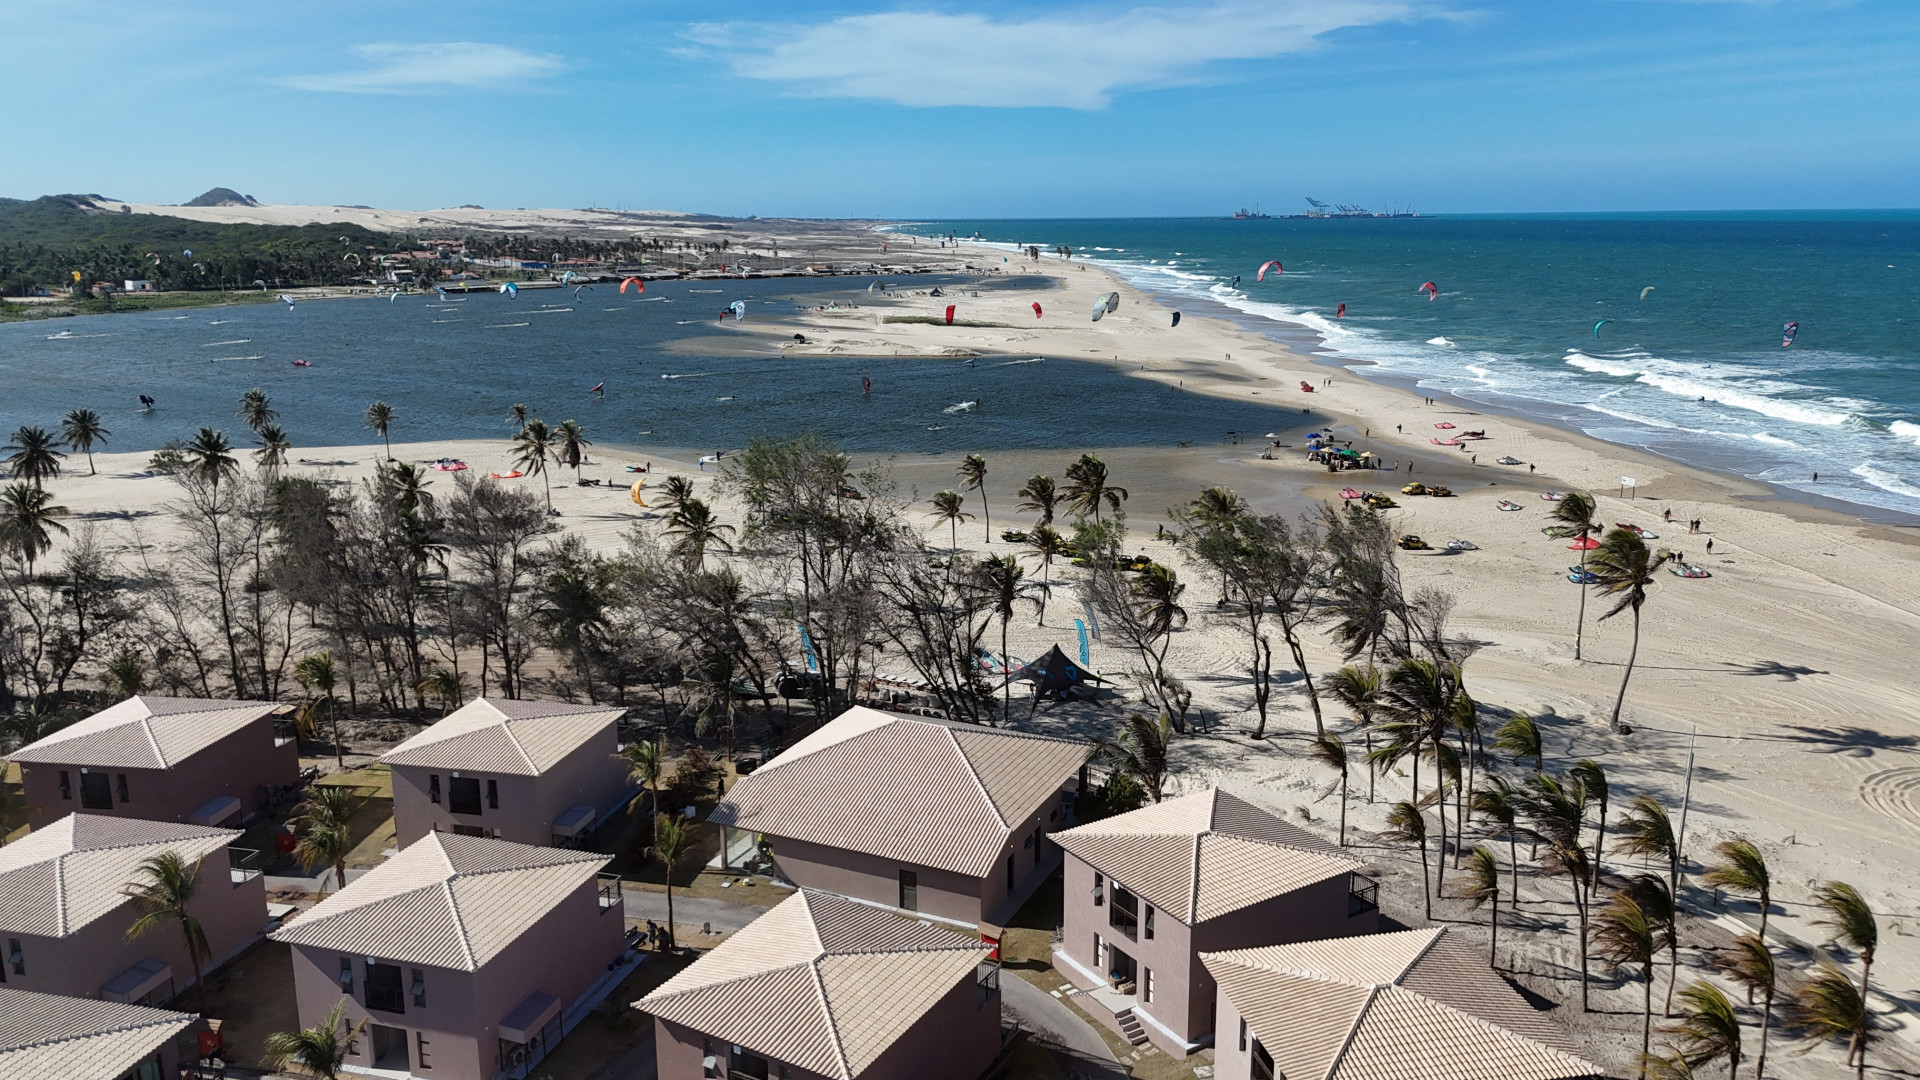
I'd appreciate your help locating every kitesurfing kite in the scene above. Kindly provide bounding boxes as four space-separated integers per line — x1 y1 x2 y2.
1418 281 1438 302
499 282 518 297
729 300 746 321
1594 319 1611 337
589 381 605 398
1782 321 1799 348
1640 287 1655 301
279 294 296 309
944 305 956 325
620 277 644 294
434 285 449 299
1032 302 1043 319
1091 293 1117 322
1257 260 1283 282
574 285 592 301
862 376 872 394
1336 303 1346 319
1170 311 1181 328
389 291 402 303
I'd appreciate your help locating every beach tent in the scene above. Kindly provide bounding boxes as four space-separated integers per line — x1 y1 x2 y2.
1005 644 1107 711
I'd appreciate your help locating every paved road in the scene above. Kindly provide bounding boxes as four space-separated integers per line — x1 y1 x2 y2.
622 890 769 935
1001 975 1121 1067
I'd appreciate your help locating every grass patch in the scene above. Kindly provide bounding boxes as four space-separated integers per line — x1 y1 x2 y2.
882 315 1012 328
0 290 279 322
193 940 301 1070
521 950 698 1080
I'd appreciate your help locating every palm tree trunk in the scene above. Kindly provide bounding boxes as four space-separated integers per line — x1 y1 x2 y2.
1337 771 1347 846
1435 782 1448 897
1665 934 1680 1017
982 489 990 543
1610 606 1642 732
665 880 675 953
335 858 347 893
1756 989 1773 1079
1574 542 1591 660
1850 958 1871 1076
1509 833 1520 910
87 452 96 475
542 470 552 511
1418 836 1431 920
1640 967 1653 1078
1576 880 1591 1012
1590 796 1607 887
1001 618 1012 724
329 701 344 768
1365 728 1375 803
1489 891 1499 966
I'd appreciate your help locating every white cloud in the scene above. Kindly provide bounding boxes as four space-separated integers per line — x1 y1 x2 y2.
686 2 1421 109
279 42 568 93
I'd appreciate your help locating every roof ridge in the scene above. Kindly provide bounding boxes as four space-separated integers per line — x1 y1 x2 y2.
136 711 169 768
943 727 1008 831
1200 828 1361 864
1374 983 1598 1070
642 961 820 1007
1322 982 1381 1080
441 879 480 970
494 709 540 774
52 851 71 936
9 1011 193 1051
807 954 855 1080
1187 832 1203 923
1388 927 1448 986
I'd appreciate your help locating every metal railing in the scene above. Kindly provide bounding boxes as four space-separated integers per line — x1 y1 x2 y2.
597 874 623 911
229 847 263 886
1348 873 1380 916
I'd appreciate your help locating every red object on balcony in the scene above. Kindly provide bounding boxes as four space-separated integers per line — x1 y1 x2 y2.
197 1028 223 1058
275 832 298 854
981 934 1000 961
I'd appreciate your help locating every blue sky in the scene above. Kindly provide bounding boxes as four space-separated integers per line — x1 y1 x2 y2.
4 1 1916 216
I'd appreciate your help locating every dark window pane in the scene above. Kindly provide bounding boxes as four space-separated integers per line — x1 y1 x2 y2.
898 869 918 911
365 961 406 1015
79 772 112 810
449 777 482 816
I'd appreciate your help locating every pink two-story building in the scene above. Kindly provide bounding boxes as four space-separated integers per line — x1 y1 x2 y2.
0 986 202 1079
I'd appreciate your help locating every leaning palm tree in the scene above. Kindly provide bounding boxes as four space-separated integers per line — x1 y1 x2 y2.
653 475 695 517
1101 714 1172 802
1326 664 1383 802
124 852 211 1009
1383 801 1431 920
557 419 592 481
1593 890 1661 1073
975 555 1040 722
1787 957 1867 1078
288 784 357 892
265 999 364 1080
238 388 278 434
622 736 666 844
1492 712 1544 773
1471 777 1525 906
507 403 528 432
1464 844 1501 965
512 418 556 510
1016 474 1059 527
0 482 70 574
254 423 292 479
930 489 972 551
655 813 692 949
59 409 109 475
957 453 991 543
4 425 65 488
1309 732 1350 845
293 651 343 767
1589 528 1674 731
1617 793 1683 1012
1716 934 1777 1079
1640 1050 1701 1080
1550 492 1599 659
1570 758 1610 883
1704 838 1771 941
1063 453 1127 521
1811 880 1876 1074
365 400 395 460
415 668 466 716
182 427 239 489
1022 525 1071 624
665 498 735 568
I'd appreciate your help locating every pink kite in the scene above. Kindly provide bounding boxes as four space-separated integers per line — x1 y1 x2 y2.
1257 260 1283 282
944 305 956 325
620 277 644 294
1435 422 1456 429
1418 281 1438 301
1032 302 1042 319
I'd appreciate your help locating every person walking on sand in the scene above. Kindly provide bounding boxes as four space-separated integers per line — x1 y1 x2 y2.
1529 463 1535 475
1707 538 1714 554
1664 507 1672 523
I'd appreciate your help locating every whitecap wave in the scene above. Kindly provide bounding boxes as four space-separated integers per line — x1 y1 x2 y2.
1890 421 1920 447
1853 463 1920 501
1427 337 1453 347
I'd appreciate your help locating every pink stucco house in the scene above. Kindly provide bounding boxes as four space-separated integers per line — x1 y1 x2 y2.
709 706 1092 935
0 986 201 1080
639 889 1001 1080
271 832 631 1080
9 695 298 831
1049 787 1376 1057
1203 927 1601 1080
381 698 635 848
0 814 268 1004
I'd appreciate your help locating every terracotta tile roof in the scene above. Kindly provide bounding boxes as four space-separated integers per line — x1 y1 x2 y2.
0 987 196 1078
1202 928 1601 1080
380 698 623 776
8 695 287 768
1050 788 1358 923
271 833 608 970
639 890 991 1079
710 707 1091 878
0 814 240 937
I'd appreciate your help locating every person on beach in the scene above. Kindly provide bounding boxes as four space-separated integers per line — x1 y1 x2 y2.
1397 424 1403 433
1664 508 1672 522
1529 463 1535 474
1707 538 1715 554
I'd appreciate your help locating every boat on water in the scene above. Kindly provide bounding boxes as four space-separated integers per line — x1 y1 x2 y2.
1231 207 1272 220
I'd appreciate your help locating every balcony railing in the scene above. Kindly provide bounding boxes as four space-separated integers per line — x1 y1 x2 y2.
598 873 624 912
1348 873 1380 917
230 847 263 886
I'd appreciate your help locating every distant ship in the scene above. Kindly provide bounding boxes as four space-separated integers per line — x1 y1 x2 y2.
1231 207 1272 220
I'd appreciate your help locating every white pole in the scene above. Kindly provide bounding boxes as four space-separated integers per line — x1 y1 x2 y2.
1674 726 1697 897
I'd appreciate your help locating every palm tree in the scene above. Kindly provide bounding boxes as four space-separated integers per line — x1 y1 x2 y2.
1717 934 1777 1079
1464 844 1501 965
655 813 692 950
1667 981 1742 1080
957 453 990 542
265 999 364 1079
1492 712 1544 773
1594 890 1661 1073
1326 664 1383 802
1022 525 1071 624
1618 793 1683 1012
1384 801 1431 919
182 427 239 489
1641 1051 1701 1080
975 555 1039 722
1063 453 1127 520
1016 474 1059 527
101 648 147 697
1704 838 1771 941
1788 958 1867 1078
1471 777 1525 906
124 852 211 1009
365 401 395 460
930 490 972 550
1571 758 1609 883
4 425 65 488
1811 880 1876 1074
1101 713 1172 802
293 651 343 767
382 460 435 518
288 785 357 892
60 409 109 475
255 423 292 478
665 498 735 568
415 668 466 716
512 418 555 510
1309 732 1350 845
1551 492 1599 659
622 736 665 845
508 403 528 431
238 388 278 433
1589 528 1675 731
654 475 694 517
0 482 70 574
557 419 592 480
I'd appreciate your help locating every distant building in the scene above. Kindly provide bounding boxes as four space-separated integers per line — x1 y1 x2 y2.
639 889 1000 1080
122 280 154 292
0 814 268 1003
380 698 634 848
709 706 1092 934
1203 927 1602 1080
272 833 629 1080
1049 788 1375 1057
0 987 200 1079
385 268 416 284
9 695 299 832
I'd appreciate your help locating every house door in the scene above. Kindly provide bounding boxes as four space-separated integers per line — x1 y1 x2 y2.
79 772 113 810
370 1025 410 1071
1106 945 1138 993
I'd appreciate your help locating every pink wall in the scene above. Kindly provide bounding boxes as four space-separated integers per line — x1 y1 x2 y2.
389 722 632 848
19 717 299 831
1211 988 1253 1080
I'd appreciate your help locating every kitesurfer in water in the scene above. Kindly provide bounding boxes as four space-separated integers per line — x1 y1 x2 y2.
862 376 872 394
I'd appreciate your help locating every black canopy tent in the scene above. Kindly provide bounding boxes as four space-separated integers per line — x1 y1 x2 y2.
1005 644 1107 712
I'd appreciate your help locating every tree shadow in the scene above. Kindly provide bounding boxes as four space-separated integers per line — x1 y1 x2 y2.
1725 660 1830 682
1763 724 1920 755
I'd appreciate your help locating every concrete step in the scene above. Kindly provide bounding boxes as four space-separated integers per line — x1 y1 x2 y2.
1115 1009 1149 1046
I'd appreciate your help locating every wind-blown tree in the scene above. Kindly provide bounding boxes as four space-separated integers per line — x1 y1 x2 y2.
975 555 1041 722
416 668 465 716
1493 712 1545 774
1185 510 1326 738
512 418 556 510
1326 664 1383 801
1086 554 1192 732
254 423 291 479
622 736 665 846
1628 873 1681 1020
1063 453 1127 520
1594 890 1663 1073
60 409 109 475
1383 801 1431 920
365 400 395 460
5 425 65 488
1375 658 1467 810
1589 528 1674 731
1021 525 1071 625
1471 777 1525 907
1016 474 1059 527
102 648 147 697
441 477 558 698
1526 772 1595 1010
1617 794 1683 1013
1666 981 1742 1080
0 482 70 575
293 651 343 767
665 498 735 569
1704 839 1772 942
1102 713 1172 802
265 1000 364 1080
1309 731 1349 845
1551 492 1599 659
655 813 691 949
182 427 239 489
1464 845 1501 965
1787 958 1868 1079
871 548 996 725
1571 759 1610 883
653 475 694 518
1320 501 1413 661
123 852 212 1010
508 403 528 431
289 784 357 892
1716 934 1777 1079
239 388 278 433
930 490 972 551
1811 880 1877 1075
957 453 991 542
557 419 591 481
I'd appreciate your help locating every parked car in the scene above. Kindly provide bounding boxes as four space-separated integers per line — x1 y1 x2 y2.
1401 482 1428 496
1397 534 1431 550
1427 485 1453 497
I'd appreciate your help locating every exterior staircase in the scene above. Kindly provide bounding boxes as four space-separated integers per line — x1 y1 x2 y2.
1114 1008 1149 1046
